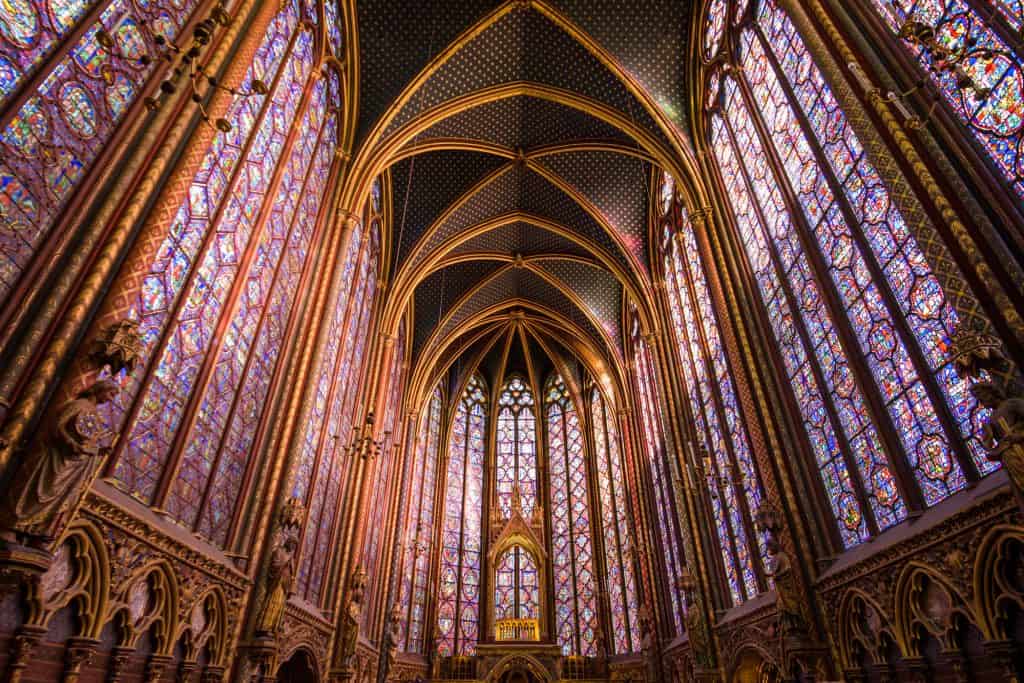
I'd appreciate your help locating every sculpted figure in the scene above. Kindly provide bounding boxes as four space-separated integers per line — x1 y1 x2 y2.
340 566 368 667
254 535 297 636
973 381 1024 489
0 379 118 545
756 502 807 637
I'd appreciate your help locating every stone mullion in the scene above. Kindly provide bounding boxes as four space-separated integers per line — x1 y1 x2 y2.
692 146 842 648
0 0 271 479
422 398 451 656
790 0 1024 366
828 0 1024 265
397 410 423 651
222 134 349 553
294 229 369 605
646 308 726 620
99 20 307 492
615 403 663 634
0 0 223 366
638 334 698 639
720 85 905 528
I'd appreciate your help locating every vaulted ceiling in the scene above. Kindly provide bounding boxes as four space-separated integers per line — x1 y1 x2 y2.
346 0 697 406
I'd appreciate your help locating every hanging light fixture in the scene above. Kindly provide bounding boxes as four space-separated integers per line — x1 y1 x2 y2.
95 2 268 132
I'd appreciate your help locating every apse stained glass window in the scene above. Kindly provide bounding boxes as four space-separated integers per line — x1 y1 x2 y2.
0 0 206 301
868 0 1024 199
493 545 540 621
659 176 765 604
591 388 641 654
546 374 599 657
633 323 687 636
398 386 443 653
496 376 538 518
437 375 486 656
705 0 991 547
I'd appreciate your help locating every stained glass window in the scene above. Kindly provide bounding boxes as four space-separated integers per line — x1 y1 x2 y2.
633 320 687 636
104 1 304 499
437 375 486 657
363 322 406 631
868 0 1024 199
493 545 540 621
398 386 443 653
546 374 599 657
496 376 538 518
591 389 640 653
704 0 992 547
294 218 379 605
0 0 205 301
704 0 728 57
659 175 766 604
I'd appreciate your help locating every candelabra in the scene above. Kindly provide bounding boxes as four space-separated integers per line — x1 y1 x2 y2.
95 1 269 132
345 414 386 460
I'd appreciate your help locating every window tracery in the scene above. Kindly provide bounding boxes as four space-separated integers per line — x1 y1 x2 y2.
659 177 766 604
867 0 1024 199
494 545 540 622
632 317 687 635
546 374 598 656
704 0 994 548
0 0 207 300
398 385 443 653
590 387 641 654
496 376 538 519
437 375 486 656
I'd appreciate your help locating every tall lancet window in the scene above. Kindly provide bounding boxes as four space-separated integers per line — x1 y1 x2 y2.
706 0 992 548
437 375 487 656
364 321 407 631
291 215 379 605
867 0 1024 198
591 388 641 653
83 0 345 554
546 374 598 656
0 0 205 300
632 316 687 636
659 173 766 605
398 385 443 653
496 376 538 518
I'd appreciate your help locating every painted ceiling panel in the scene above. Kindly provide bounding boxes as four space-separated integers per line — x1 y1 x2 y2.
413 259 506 352
535 150 653 274
412 96 634 151
355 1 503 145
552 0 691 131
531 257 623 353
381 6 671 151
447 221 591 260
389 150 508 272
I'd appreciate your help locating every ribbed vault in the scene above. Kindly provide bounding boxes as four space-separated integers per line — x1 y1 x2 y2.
344 0 700 419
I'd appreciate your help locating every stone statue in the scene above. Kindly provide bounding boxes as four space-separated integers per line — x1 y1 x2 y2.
254 535 297 636
383 604 401 677
973 380 1024 490
340 565 368 667
755 502 807 637
430 623 443 679
638 607 659 683
253 497 303 637
677 567 713 669
0 379 119 546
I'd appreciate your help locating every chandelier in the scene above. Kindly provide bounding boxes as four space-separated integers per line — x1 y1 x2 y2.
95 1 269 132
